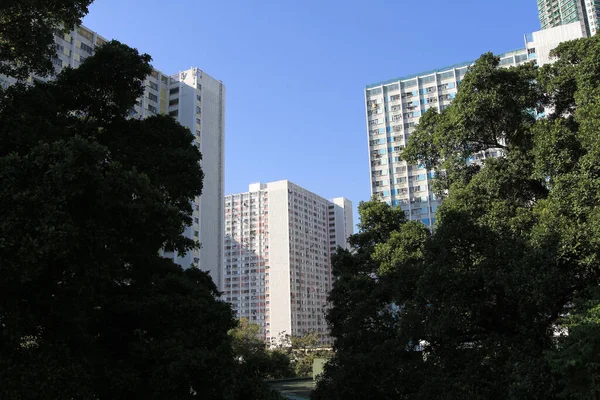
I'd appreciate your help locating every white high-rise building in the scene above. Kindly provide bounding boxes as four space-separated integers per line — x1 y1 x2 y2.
163 67 225 286
365 23 585 228
524 22 587 65
537 0 600 36
223 181 352 344
0 26 225 283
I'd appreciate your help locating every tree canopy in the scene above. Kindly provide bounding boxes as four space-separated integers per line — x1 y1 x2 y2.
229 318 295 382
314 35 600 400
0 11 287 397
0 37 236 399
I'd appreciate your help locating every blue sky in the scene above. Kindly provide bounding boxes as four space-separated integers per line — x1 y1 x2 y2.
83 0 540 228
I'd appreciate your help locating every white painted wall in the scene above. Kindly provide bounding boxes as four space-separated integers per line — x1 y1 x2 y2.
161 68 226 288
265 181 292 342
331 198 353 250
196 70 225 287
528 22 586 66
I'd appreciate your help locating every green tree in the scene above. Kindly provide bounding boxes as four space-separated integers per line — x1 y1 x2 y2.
228 319 292 400
315 35 600 400
312 200 428 400
277 331 333 377
0 39 252 399
548 288 600 399
0 0 93 79
230 318 295 380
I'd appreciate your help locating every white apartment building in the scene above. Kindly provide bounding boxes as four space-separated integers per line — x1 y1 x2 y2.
365 23 585 228
537 0 600 36
525 21 587 65
0 26 225 284
223 181 353 344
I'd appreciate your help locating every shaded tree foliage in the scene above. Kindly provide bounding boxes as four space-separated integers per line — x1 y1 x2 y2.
275 331 334 377
314 35 600 400
0 37 269 399
230 318 295 381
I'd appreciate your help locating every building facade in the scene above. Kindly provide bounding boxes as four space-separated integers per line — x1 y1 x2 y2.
365 24 585 228
0 26 225 284
223 181 352 344
582 0 600 35
537 0 600 36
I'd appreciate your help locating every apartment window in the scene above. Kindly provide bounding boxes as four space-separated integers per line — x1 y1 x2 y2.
148 93 158 102
169 98 179 106
169 87 179 95
384 83 399 92
515 54 528 63
147 104 157 114
149 81 158 91
418 75 435 85
80 43 94 54
401 79 417 89
169 110 179 117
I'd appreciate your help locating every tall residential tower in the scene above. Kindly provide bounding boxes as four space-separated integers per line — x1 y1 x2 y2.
223 181 353 344
365 23 585 228
0 26 226 284
537 0 600 36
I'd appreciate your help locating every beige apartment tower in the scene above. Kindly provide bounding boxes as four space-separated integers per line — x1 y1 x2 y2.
223 181 353 345
0 26 226 284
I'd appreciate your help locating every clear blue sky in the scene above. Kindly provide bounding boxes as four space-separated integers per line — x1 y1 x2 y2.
83 0 540 228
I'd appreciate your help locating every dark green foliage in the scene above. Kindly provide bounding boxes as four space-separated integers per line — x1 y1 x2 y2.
0 0 93 79
0 39 261 399
274 331 334 377
228 319 294 399
315 35 600 400
230 318 295 380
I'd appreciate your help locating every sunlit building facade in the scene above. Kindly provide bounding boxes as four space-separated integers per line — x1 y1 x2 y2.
365 23 585 228
537 0 600 36
223 181 352 344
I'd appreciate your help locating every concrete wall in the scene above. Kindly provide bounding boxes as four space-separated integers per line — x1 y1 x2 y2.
528 22 586 66
331 198 353 250
195 70 225 287
266 181 292 342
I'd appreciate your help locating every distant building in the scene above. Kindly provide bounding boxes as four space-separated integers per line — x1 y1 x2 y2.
537 0 600 36
365 23 585 228
223 181 353 344
0 26 225 284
